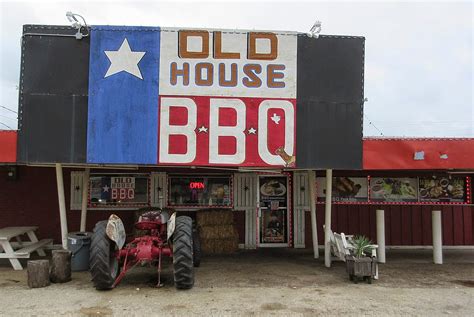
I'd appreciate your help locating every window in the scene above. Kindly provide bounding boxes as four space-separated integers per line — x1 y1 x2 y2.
168 175 232 207
89 174 149 207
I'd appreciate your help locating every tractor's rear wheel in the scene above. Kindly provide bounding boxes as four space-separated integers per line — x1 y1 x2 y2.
173 216 194 289
193 228 202 267
90 221 119 290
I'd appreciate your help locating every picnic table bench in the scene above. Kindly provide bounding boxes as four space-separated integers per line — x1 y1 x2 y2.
0 226 52 270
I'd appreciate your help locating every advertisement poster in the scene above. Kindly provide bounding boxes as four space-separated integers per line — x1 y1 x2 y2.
261 209 286 243
370 178 418 202
259 176 287 243
419 177 465 203
316 177 368 202
259 177 288 208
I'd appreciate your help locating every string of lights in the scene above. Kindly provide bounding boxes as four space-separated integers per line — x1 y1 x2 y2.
364 114 384 136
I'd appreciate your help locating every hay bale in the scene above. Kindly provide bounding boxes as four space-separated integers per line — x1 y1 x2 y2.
201 238 215 254
200 225 236 239
196 209 234 226
213 238 239 254
201 238 239 254
196 209 238 254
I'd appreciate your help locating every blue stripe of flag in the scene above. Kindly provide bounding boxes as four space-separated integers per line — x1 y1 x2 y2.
87 26 160 164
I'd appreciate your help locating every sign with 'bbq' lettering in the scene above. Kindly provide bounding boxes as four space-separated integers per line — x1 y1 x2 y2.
18 24 364 169
87 26 297 166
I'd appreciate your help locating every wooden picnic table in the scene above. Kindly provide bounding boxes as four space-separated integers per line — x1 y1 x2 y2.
0 226 52 270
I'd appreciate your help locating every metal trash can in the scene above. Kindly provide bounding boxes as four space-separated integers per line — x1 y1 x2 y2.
67 232 92 271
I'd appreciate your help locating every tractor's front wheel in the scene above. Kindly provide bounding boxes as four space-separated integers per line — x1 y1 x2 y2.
173 216 194 289
90 220 119 290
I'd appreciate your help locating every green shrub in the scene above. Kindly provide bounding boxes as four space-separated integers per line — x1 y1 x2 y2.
351 235 374 258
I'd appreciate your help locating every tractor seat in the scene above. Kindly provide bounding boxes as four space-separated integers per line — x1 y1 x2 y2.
135 210 163 230
140 211 162 222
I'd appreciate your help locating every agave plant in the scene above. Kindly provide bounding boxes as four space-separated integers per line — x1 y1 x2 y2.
351 235 374 258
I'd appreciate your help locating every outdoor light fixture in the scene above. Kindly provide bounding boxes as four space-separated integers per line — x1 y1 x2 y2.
414 151 425 160
6 166 18 181
308 20 322 38
66 11 80 28
65 11 89 40
440 154 448 160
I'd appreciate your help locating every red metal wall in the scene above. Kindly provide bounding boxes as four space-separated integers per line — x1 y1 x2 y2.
0 130 17 163
0 166 472 246
305 204 474 247
363 138 474 170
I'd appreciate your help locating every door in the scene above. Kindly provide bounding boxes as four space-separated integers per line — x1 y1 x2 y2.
258 175 289 247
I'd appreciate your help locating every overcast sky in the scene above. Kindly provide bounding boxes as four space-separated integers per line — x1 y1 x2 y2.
0 0 472 137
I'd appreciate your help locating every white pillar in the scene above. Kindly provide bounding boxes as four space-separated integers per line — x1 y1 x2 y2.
55 163 68 249
80 168 90 232
308 170 319 258
432 210 443 264
376 209 386 263
324 169 333 268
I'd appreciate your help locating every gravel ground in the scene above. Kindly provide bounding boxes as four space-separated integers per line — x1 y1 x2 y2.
0 249 472 316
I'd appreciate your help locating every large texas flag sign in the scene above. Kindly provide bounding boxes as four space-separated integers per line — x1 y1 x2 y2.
87 26 296 166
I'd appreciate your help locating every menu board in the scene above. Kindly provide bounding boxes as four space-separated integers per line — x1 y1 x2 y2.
419 177 466 203
370 178 418 202
317 177 368 202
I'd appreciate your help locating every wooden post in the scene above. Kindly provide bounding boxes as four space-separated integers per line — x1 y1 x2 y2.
308 170 319 258
376 209 386 263
80 168 90 232
55 163 68 249
27 260 50 288
432 210 443 264
50 250 72 283
324 169 333 268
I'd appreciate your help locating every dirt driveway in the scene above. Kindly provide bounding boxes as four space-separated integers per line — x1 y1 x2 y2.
0 249 473 316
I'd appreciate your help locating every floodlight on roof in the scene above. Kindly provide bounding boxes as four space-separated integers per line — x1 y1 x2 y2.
65 11 89 40
308 20 322 38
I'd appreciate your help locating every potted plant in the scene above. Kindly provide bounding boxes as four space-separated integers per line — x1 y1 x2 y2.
345 235 377 284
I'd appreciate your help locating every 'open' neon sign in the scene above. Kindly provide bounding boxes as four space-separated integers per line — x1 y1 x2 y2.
189 182 205 189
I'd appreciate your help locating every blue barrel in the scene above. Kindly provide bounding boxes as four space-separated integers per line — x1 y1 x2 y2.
67 232 92 271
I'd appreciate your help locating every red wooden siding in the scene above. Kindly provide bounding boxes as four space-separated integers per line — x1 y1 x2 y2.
305 204 474 247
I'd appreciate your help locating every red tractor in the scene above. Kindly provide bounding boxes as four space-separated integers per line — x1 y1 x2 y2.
89 209 201 290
